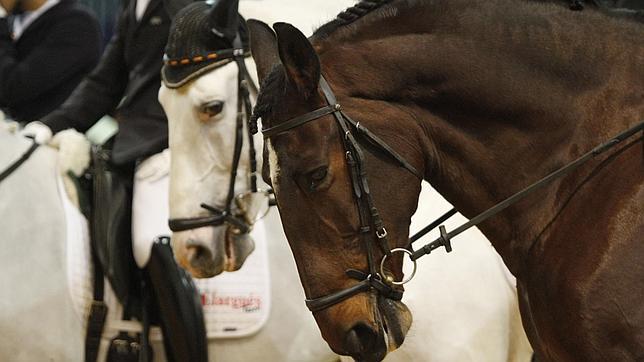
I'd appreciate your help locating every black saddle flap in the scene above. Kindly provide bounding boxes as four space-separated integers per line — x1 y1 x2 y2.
146 239 208 362
91 145 139 305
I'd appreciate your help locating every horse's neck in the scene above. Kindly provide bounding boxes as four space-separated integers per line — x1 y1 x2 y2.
317 0 644 274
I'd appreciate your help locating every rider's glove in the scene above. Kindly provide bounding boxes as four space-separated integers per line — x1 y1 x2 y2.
20 121 53 144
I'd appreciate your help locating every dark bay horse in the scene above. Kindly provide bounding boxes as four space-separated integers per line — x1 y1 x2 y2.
247 0 644 360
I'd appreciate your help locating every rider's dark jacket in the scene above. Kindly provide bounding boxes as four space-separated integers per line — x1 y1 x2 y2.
0 0 101 123
43 0 171 165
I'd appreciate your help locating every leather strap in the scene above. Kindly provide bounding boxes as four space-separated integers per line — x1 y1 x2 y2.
305 269 402 312
262 105 336 138
169 214 227 232
305 279 371 312
411 120 644 260
85 218 108 362
0 141 38 183
343 113 423 179
409 208 457 244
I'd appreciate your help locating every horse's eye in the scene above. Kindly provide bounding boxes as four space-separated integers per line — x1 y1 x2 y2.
310 167 328 181
199 100 225 120
308 166 329 191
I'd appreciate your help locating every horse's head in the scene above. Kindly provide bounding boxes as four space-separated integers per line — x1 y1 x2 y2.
159 0 268 278
249 20 424 360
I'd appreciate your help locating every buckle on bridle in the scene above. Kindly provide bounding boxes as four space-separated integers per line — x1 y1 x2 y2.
379 248 417 286
376 227 388 239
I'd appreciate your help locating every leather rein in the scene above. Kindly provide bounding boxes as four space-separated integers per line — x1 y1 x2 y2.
0 139 38 183
259 74 644 313
168 35 263 235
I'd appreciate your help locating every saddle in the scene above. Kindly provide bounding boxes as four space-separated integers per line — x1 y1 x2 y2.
81 144 207 362
90 145 139 308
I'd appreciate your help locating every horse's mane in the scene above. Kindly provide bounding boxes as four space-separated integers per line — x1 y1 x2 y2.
253 0 643 128
254 0 399 125
313 0 394 40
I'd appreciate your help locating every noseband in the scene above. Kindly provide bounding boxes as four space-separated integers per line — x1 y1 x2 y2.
168 35 263 235
260 76 423 312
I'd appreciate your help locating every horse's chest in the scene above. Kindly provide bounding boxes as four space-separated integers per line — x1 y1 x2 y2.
523 223 644 360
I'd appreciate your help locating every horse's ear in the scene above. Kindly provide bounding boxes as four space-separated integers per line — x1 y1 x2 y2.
273 22 320 99
162 0 194 19
208 0 239 42
248 19 280 83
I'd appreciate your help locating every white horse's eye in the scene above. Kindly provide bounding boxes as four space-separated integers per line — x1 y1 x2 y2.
198 100 225 122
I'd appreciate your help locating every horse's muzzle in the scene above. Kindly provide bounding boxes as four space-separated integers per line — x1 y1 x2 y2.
344 322 388 362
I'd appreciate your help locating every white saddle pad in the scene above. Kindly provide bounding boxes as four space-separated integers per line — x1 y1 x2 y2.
64 149 272 342
192 221 271 338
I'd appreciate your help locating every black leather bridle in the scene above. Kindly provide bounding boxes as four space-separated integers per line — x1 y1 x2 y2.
260 76 423 312
257 74 644 313
168 36 265 235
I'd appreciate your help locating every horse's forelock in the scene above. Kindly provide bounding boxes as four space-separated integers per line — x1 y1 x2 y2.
253 65 287 128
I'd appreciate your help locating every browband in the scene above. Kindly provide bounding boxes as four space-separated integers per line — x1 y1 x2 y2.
262 105 337 138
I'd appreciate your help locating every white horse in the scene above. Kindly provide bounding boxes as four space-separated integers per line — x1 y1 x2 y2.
158 0 533 360
0 125 166 361
0 125 145 361
0 126 88 361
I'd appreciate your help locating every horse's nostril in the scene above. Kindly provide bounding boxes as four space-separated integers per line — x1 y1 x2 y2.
186 244 213 269
344 323 379 357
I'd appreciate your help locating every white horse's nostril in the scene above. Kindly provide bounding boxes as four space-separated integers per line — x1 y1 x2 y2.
185 242 222 277
186 244 212 265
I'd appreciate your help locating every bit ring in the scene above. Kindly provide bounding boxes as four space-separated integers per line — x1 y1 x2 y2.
379 248 417 286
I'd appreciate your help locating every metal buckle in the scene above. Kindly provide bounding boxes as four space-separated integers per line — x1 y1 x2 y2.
376 227 388 239
366 273 381 282
379 248 417 286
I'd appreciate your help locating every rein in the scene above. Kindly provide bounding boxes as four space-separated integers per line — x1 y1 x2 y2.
259 73 644 313
168 34 263 235
0 139 38 183
407 120 644 261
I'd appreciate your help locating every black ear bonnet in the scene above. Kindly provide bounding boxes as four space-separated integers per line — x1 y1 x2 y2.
162 1 249 88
